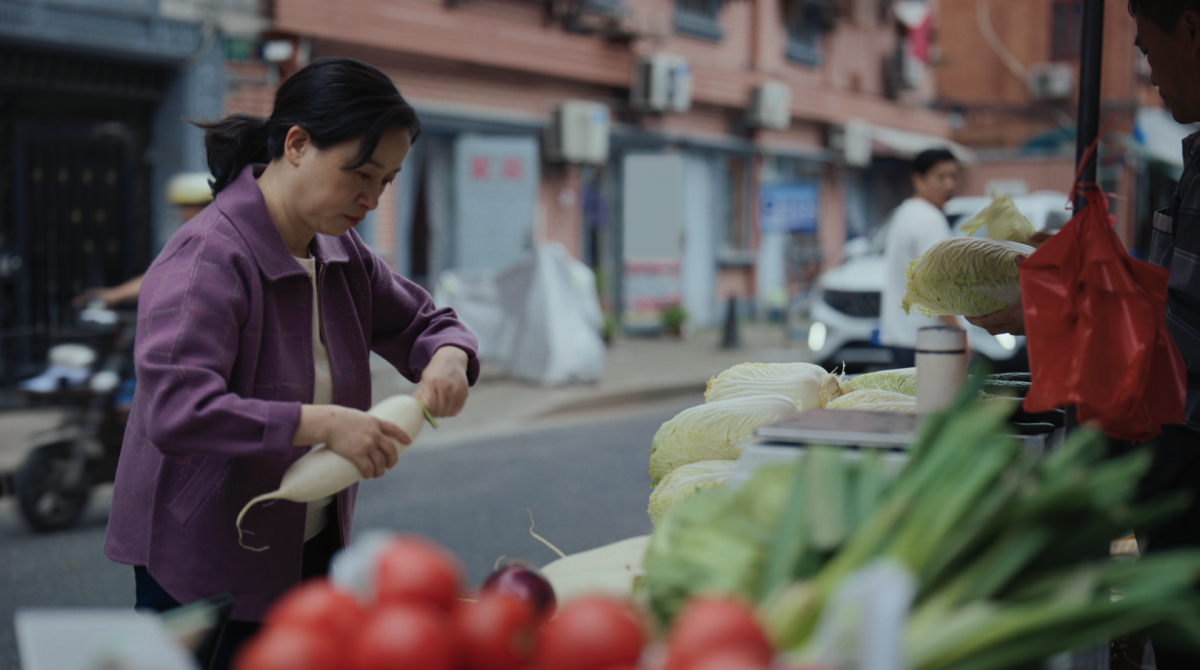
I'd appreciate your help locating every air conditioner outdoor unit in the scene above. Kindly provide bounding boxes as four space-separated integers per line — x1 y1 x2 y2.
828 120 872 167
747 81 792 130
1027 63 1074 101
631 54 691 113
544 100 611 164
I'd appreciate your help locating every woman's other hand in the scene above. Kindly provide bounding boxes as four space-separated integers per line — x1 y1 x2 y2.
295 405 410 479
413 346 470 418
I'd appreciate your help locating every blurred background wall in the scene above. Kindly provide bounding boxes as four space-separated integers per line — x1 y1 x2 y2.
0 0 1189 379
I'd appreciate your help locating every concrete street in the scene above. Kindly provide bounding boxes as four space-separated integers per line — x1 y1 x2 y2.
0 323 813 669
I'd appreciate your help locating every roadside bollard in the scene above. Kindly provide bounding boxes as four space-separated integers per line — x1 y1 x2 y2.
720 296 740 350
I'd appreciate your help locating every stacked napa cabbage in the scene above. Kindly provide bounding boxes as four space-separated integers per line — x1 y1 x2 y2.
649 394 798 486
901 237 1034 317
648 460 738 524
705 362 845 408
648 362 846 522
826 389 917 414
844 367 917 396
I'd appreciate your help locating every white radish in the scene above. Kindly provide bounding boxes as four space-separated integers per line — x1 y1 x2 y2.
236 394 435 551
539 535 651 603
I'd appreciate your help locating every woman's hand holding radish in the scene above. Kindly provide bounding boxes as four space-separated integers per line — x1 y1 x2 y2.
413 346 470 418
294 405 411 479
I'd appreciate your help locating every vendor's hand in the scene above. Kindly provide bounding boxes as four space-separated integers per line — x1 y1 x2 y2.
413 346 470 418
967 296 1026 336
296 405 411 479
966 254 1028 336
1027 230 1053 248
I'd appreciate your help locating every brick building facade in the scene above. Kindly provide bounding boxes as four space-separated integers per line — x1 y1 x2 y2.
935 0 1186 250
219 0 957 329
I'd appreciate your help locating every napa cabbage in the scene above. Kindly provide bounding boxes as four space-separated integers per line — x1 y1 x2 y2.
649 395 799 486
902 237 1035 317
705 362 844 409
847 367 917 396
958 193 1038 243
638 463 798 625
648 460 739 525
826 389 917 414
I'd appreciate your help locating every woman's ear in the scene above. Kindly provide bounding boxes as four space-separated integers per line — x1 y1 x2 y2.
283 125 311 168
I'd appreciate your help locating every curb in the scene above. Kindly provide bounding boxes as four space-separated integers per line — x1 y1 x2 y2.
536 381 707 418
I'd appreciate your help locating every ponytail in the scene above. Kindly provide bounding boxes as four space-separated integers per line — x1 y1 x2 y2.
195 114 271 194
192 58 420 196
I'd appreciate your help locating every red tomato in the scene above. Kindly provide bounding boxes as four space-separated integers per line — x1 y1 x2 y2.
263 578 364 642
350 602 456 670
453 592 537 670
233 627 339 670
687 649 770 670
375 535 464 612
667 597 772 668
533 596 646 670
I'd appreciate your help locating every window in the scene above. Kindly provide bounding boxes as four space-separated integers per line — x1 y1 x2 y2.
1051 1 1083 60
785 1 824 66
675 0 723 41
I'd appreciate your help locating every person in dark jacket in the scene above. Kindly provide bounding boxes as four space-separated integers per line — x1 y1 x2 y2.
969 2 1200 666
103 57 479 669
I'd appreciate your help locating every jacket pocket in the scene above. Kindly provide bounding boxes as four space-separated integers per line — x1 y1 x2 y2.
166 456 229 527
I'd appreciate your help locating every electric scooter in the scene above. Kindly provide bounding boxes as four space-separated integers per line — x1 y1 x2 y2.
7 302 135 532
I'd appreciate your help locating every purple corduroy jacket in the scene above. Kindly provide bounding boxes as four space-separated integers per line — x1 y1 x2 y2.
103 164 479 621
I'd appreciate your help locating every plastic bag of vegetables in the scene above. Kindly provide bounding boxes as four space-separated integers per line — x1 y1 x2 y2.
958 193 1037 243
649 460 739 525
901 237 1035 317
704 362 844 409
649 395 799 486
843 368 916 397
826 389 917 414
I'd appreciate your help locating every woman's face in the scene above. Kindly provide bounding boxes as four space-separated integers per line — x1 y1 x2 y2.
288 125 412 240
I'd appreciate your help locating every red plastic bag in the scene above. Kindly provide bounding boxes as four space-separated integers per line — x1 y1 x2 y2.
1019 188 1186 441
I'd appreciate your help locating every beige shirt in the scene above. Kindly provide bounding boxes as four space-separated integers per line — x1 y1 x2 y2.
295 255 335 541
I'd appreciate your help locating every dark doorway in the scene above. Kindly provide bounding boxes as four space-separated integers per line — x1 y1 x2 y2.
0 45 166 382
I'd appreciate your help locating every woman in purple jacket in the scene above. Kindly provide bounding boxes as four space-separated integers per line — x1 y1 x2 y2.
103 57 479 668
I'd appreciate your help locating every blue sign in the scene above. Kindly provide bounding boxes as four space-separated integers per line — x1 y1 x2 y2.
759 181 819 234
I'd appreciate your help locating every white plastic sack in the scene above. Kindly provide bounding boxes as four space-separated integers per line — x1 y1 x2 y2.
432 270 505 361
492 243 606 386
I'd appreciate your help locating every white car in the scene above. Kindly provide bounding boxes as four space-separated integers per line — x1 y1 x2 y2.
799 191 1072 372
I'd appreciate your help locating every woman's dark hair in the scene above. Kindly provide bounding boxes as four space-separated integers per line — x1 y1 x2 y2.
912 148 958 176
1129 0 1200 33
197 57 421 193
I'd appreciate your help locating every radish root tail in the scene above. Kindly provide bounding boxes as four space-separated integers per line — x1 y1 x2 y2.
527 509 566 559
236 493 279 552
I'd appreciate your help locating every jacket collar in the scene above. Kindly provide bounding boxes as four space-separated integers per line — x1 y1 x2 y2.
215 164 351 282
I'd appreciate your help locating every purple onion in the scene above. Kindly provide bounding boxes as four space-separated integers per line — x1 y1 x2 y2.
482 559 557 620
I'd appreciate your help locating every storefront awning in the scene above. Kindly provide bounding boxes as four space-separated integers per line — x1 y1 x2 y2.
842 119 977 166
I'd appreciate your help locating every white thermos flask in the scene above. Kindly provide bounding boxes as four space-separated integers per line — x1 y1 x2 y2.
916 326 969 414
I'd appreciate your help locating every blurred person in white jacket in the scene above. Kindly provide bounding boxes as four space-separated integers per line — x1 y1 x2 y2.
879 148 963 367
